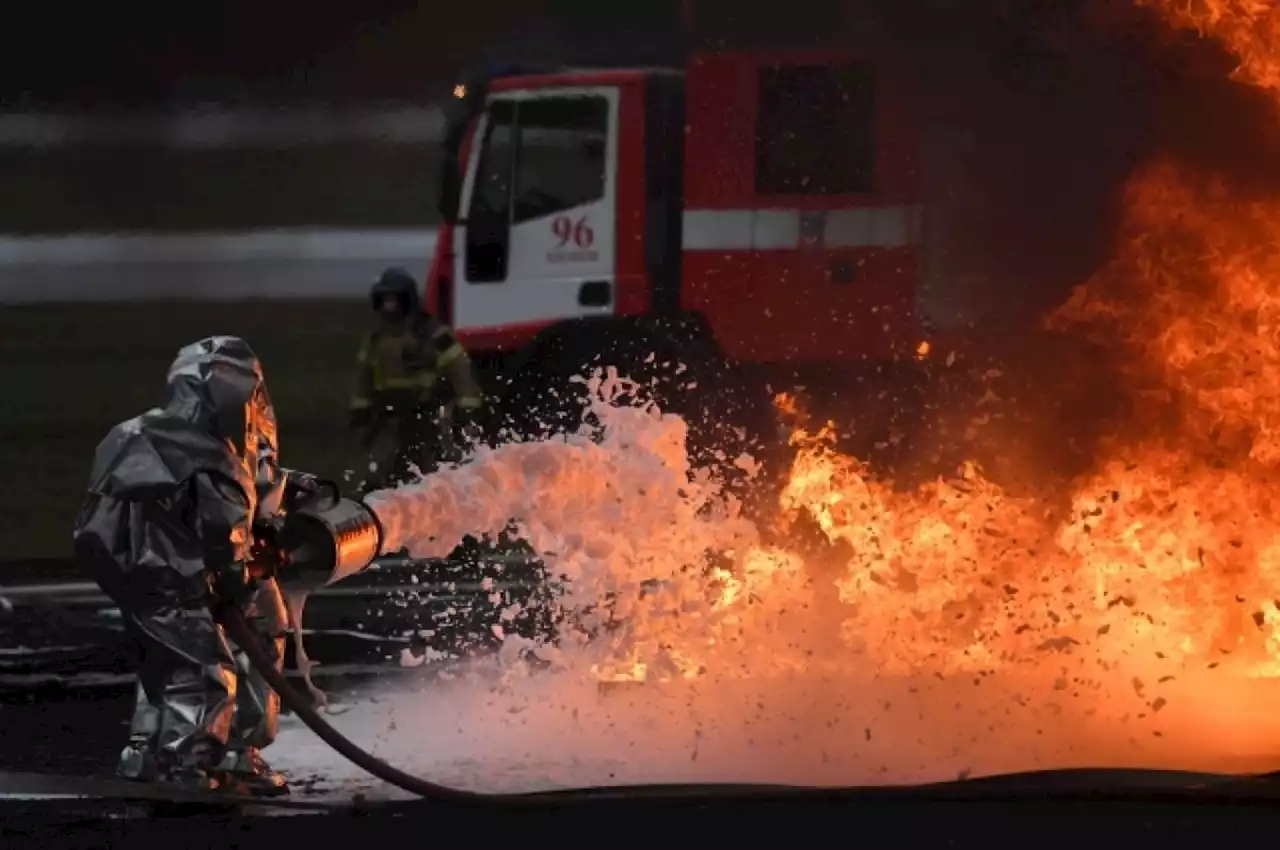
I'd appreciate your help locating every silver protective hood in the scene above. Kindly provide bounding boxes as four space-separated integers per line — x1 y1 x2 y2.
74 337 275 588
81 336 276 503
164 335 278 464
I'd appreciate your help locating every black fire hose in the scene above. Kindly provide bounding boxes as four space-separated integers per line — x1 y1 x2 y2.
217 603 488 803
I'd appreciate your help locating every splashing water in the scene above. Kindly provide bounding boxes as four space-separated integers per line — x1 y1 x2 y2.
364 371 789 683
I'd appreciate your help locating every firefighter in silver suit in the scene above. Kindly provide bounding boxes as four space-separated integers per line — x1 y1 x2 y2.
71 336 290 797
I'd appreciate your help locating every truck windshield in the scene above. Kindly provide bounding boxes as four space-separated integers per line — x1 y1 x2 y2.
512 97 609 223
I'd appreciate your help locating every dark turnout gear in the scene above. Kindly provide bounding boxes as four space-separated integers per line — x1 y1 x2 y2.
71 336 290 796
351 267 484 490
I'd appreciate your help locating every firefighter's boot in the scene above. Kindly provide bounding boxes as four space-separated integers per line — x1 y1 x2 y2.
155 766 224 794
116 737 159 782
122 751 223 793
142 744 228 793
220 747 290 797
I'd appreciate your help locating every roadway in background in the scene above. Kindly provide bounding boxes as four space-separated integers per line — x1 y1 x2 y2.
0 228 440 301
0 107 447 300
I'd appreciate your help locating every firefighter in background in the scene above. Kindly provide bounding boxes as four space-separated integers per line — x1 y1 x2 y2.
72 336 291 797
349 266 484 492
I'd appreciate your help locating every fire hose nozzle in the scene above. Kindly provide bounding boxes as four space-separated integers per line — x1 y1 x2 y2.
263 495 386 595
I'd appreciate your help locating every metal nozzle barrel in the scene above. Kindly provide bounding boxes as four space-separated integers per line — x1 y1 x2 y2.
272 496 385 594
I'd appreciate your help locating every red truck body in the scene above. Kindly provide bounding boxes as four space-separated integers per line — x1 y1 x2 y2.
426 49 936 375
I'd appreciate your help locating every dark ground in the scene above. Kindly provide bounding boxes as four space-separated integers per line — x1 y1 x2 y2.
0 301 379 560
10 792 1277 849
0 689 144 775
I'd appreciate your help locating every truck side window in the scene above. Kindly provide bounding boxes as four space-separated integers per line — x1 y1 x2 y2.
512 96 609 224
754 63 876 196
465 100 515 282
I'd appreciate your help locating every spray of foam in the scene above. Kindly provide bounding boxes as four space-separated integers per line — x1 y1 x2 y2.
362 371 794 681
274 371 1280 796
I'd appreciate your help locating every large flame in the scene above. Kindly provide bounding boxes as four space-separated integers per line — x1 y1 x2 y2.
764 0 1280 688
1137 0 1280 93
623 0 1280 735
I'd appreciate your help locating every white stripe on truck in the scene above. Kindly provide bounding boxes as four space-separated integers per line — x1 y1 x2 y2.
682 205 922 251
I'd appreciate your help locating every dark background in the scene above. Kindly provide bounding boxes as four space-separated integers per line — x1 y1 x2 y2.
0 2 695 108
0 2 695 233
0 1 1223 234
0 1 1219 109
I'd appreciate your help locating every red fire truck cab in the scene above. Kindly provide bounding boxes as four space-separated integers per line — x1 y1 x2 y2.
425 49 946 468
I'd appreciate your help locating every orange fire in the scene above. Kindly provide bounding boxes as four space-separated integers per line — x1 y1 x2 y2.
1136 0 1280 93
583 2 1280 768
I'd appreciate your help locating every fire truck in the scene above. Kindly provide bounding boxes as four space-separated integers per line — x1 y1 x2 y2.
423 38 968 484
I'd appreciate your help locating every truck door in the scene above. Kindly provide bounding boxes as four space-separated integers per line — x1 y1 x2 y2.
451 88 618 344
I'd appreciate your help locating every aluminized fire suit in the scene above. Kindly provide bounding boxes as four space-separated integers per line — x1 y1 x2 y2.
71 336 290 796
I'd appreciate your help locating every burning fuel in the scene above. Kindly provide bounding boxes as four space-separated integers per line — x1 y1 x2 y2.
1137 0 1280 93
273 0 1280 792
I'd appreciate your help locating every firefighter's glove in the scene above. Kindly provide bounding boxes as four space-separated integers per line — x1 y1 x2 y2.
283 469 339 512
284 468 321 495
248 519 286 579
247 556 279 581
208 562 257 608
282 468 323 508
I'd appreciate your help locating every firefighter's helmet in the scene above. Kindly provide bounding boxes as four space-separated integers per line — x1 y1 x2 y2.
370 266 420 314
